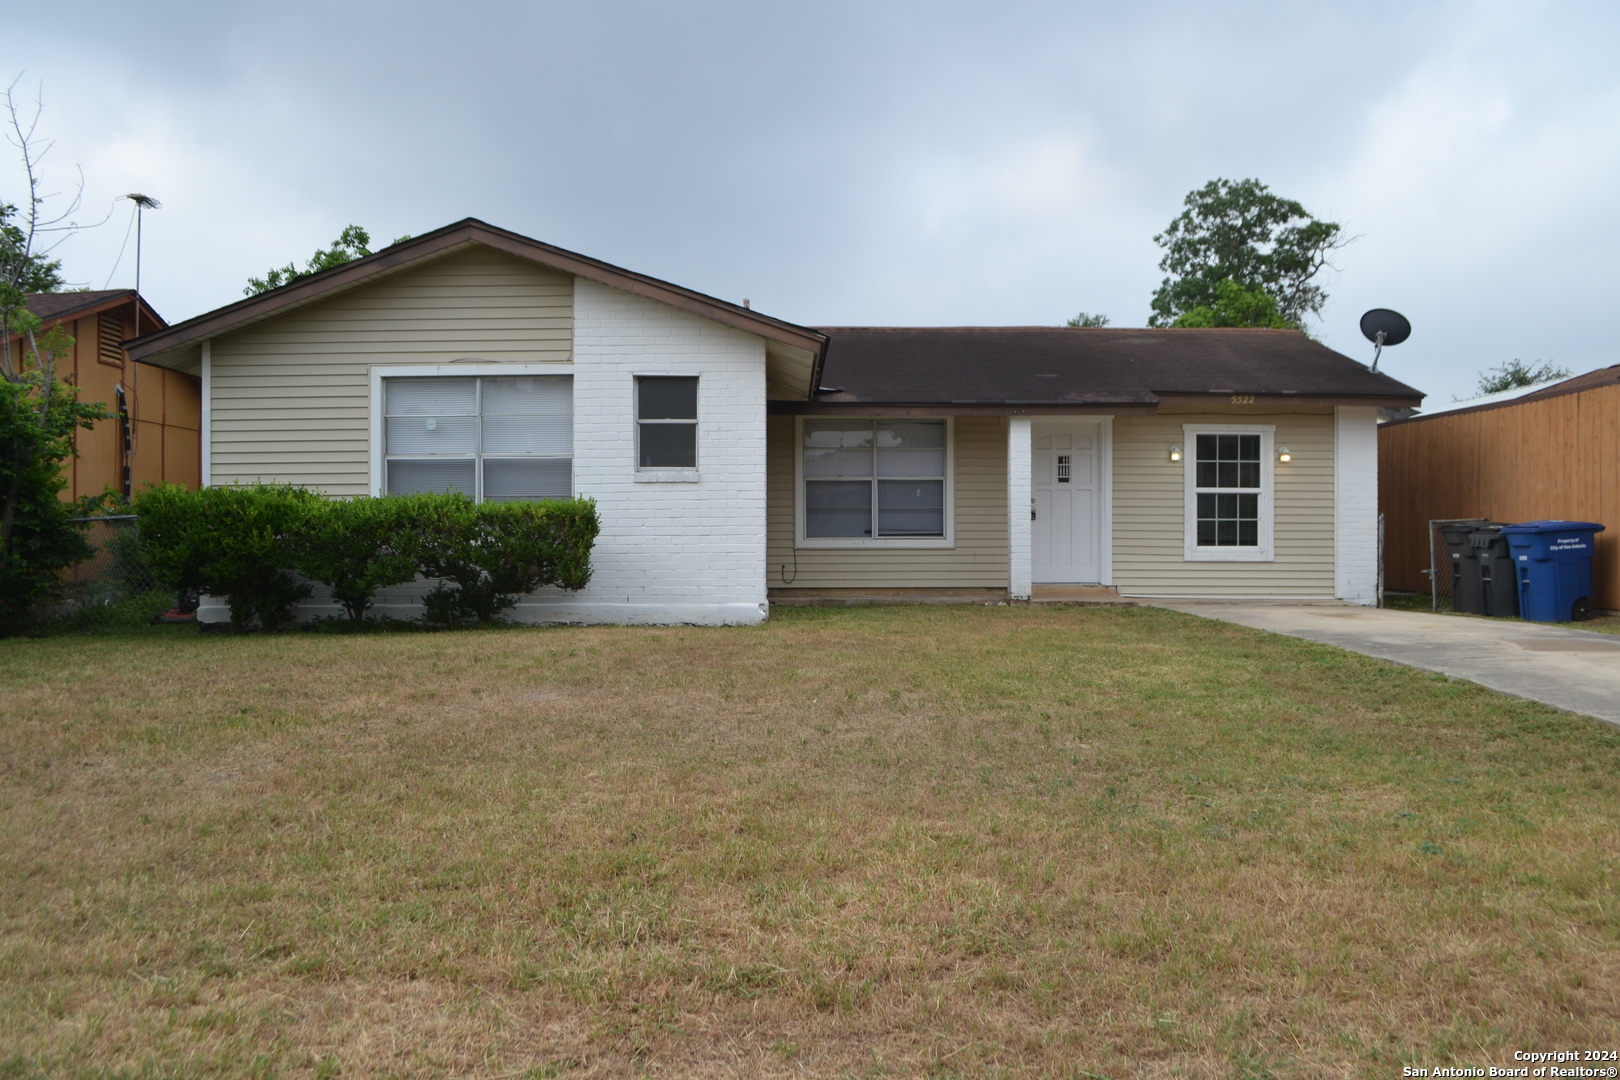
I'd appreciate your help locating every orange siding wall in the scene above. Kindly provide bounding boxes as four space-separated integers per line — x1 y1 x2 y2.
1379 383 1620 610
6 301 201 501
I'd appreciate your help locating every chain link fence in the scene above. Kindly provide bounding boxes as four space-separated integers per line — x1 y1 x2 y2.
52 515 179 630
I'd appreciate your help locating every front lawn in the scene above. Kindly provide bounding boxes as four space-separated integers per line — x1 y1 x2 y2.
1 606 1616 1077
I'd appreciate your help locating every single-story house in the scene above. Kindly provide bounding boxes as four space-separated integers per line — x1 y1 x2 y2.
7 290 199 500
1380 364 1619 611
125 219 1423 625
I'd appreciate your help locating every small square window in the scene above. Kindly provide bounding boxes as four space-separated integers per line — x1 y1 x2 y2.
637 377 697 468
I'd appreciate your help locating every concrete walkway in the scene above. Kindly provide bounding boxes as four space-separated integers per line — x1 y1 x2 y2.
1150 601 1620 727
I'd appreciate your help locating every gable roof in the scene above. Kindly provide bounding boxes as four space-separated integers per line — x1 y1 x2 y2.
800 326 1424 411
7 290 167 342
124 218 829 372
1383 364 1620 426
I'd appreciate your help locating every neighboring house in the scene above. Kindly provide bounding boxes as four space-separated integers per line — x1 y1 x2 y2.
124 219 1423 626
1381 364 1619 611
6 290 200 501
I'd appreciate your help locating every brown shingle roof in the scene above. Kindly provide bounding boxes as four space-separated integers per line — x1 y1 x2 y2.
7 291 167 342
24 289 134 321
808 326 1424 407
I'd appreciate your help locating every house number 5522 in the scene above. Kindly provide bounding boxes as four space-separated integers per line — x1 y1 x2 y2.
1230 395 1255 405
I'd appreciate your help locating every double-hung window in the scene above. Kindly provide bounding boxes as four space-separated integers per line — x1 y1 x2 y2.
637 377 698 469
1183 424 1273 561
800 419 951 545
384 375 572 501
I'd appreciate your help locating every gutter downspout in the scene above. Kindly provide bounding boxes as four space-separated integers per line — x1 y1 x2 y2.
200 340 211 487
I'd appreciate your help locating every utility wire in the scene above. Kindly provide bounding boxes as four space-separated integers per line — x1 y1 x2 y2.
102 201 137 289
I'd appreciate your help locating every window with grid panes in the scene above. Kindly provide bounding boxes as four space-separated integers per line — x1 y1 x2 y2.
384 375 571 501
803 420 946 539
1193 432 1261 546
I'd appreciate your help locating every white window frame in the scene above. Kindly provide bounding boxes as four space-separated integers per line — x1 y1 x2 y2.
368 363 575 498
794 415 955 549
634 374 700 482
1182 423 1275 562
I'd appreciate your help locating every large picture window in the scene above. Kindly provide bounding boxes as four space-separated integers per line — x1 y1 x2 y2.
1183 424 1273 561
800 419 950 544
384 374 572 501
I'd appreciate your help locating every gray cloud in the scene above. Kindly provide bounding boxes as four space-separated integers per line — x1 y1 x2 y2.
8 0 1618 403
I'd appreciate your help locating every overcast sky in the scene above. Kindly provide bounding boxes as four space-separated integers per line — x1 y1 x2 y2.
8 0 1618 404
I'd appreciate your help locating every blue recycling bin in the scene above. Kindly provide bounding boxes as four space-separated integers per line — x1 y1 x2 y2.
1501 521 1606 623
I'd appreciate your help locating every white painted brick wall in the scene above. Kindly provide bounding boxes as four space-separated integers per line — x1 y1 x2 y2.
1007 417 1032 599
550 277 769 622
1335 406 1380 604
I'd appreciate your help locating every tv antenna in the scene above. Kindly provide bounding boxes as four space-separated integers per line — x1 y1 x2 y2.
1359 308 1410 374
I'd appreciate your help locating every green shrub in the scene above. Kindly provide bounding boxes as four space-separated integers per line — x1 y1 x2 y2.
136 483 321 631
0 362 110 636
295 494 430 622
135 486 599 631
419 497 600 626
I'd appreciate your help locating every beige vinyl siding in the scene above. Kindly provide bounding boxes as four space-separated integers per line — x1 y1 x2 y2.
209 248 572 495
766 415 1009 589
1113 409 1335 597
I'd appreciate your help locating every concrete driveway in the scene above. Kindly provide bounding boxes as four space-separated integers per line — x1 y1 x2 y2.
1151 601 1620 727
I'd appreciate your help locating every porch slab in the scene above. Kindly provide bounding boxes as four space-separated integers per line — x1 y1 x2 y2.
1030 584 1131 605
1150 601 1620 728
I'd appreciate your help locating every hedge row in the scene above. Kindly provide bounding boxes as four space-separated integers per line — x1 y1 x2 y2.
134 485 600 630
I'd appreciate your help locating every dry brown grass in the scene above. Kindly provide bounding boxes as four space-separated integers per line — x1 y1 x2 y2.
1 604 1617 1079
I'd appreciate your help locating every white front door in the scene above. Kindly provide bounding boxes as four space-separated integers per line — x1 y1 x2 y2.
1032 424 1099 583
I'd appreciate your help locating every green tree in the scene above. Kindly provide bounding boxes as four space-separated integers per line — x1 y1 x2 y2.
1169 278 1292 330
1 202 64 293
2 78 87 382
0 79 112 633
0 326 110 633
246 225 411 295
1475 359 1571 396
1065 311 1110 328
1149 178 1346 329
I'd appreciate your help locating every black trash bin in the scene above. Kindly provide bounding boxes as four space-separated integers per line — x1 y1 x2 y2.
1470 526 1520 617
1440 520 1492 613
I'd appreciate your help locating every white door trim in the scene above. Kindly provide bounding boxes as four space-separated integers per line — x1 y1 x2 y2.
1099 416 1113 585
1007 417 1032 599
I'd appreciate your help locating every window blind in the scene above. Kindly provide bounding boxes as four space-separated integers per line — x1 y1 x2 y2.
384 374 572 501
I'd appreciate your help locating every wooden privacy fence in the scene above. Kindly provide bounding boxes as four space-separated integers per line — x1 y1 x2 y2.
1378 379 1619 611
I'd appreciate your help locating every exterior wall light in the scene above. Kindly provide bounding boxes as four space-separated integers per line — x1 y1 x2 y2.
1277 446 1292 463
1169 444 1182 462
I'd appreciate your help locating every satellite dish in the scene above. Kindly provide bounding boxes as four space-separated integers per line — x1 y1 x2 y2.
1359 309 1411 373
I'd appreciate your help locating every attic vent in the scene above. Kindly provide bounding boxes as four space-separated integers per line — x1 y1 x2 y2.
98 314 126 368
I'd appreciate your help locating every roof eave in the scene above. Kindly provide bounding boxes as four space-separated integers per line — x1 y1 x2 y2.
787 389 1422 413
